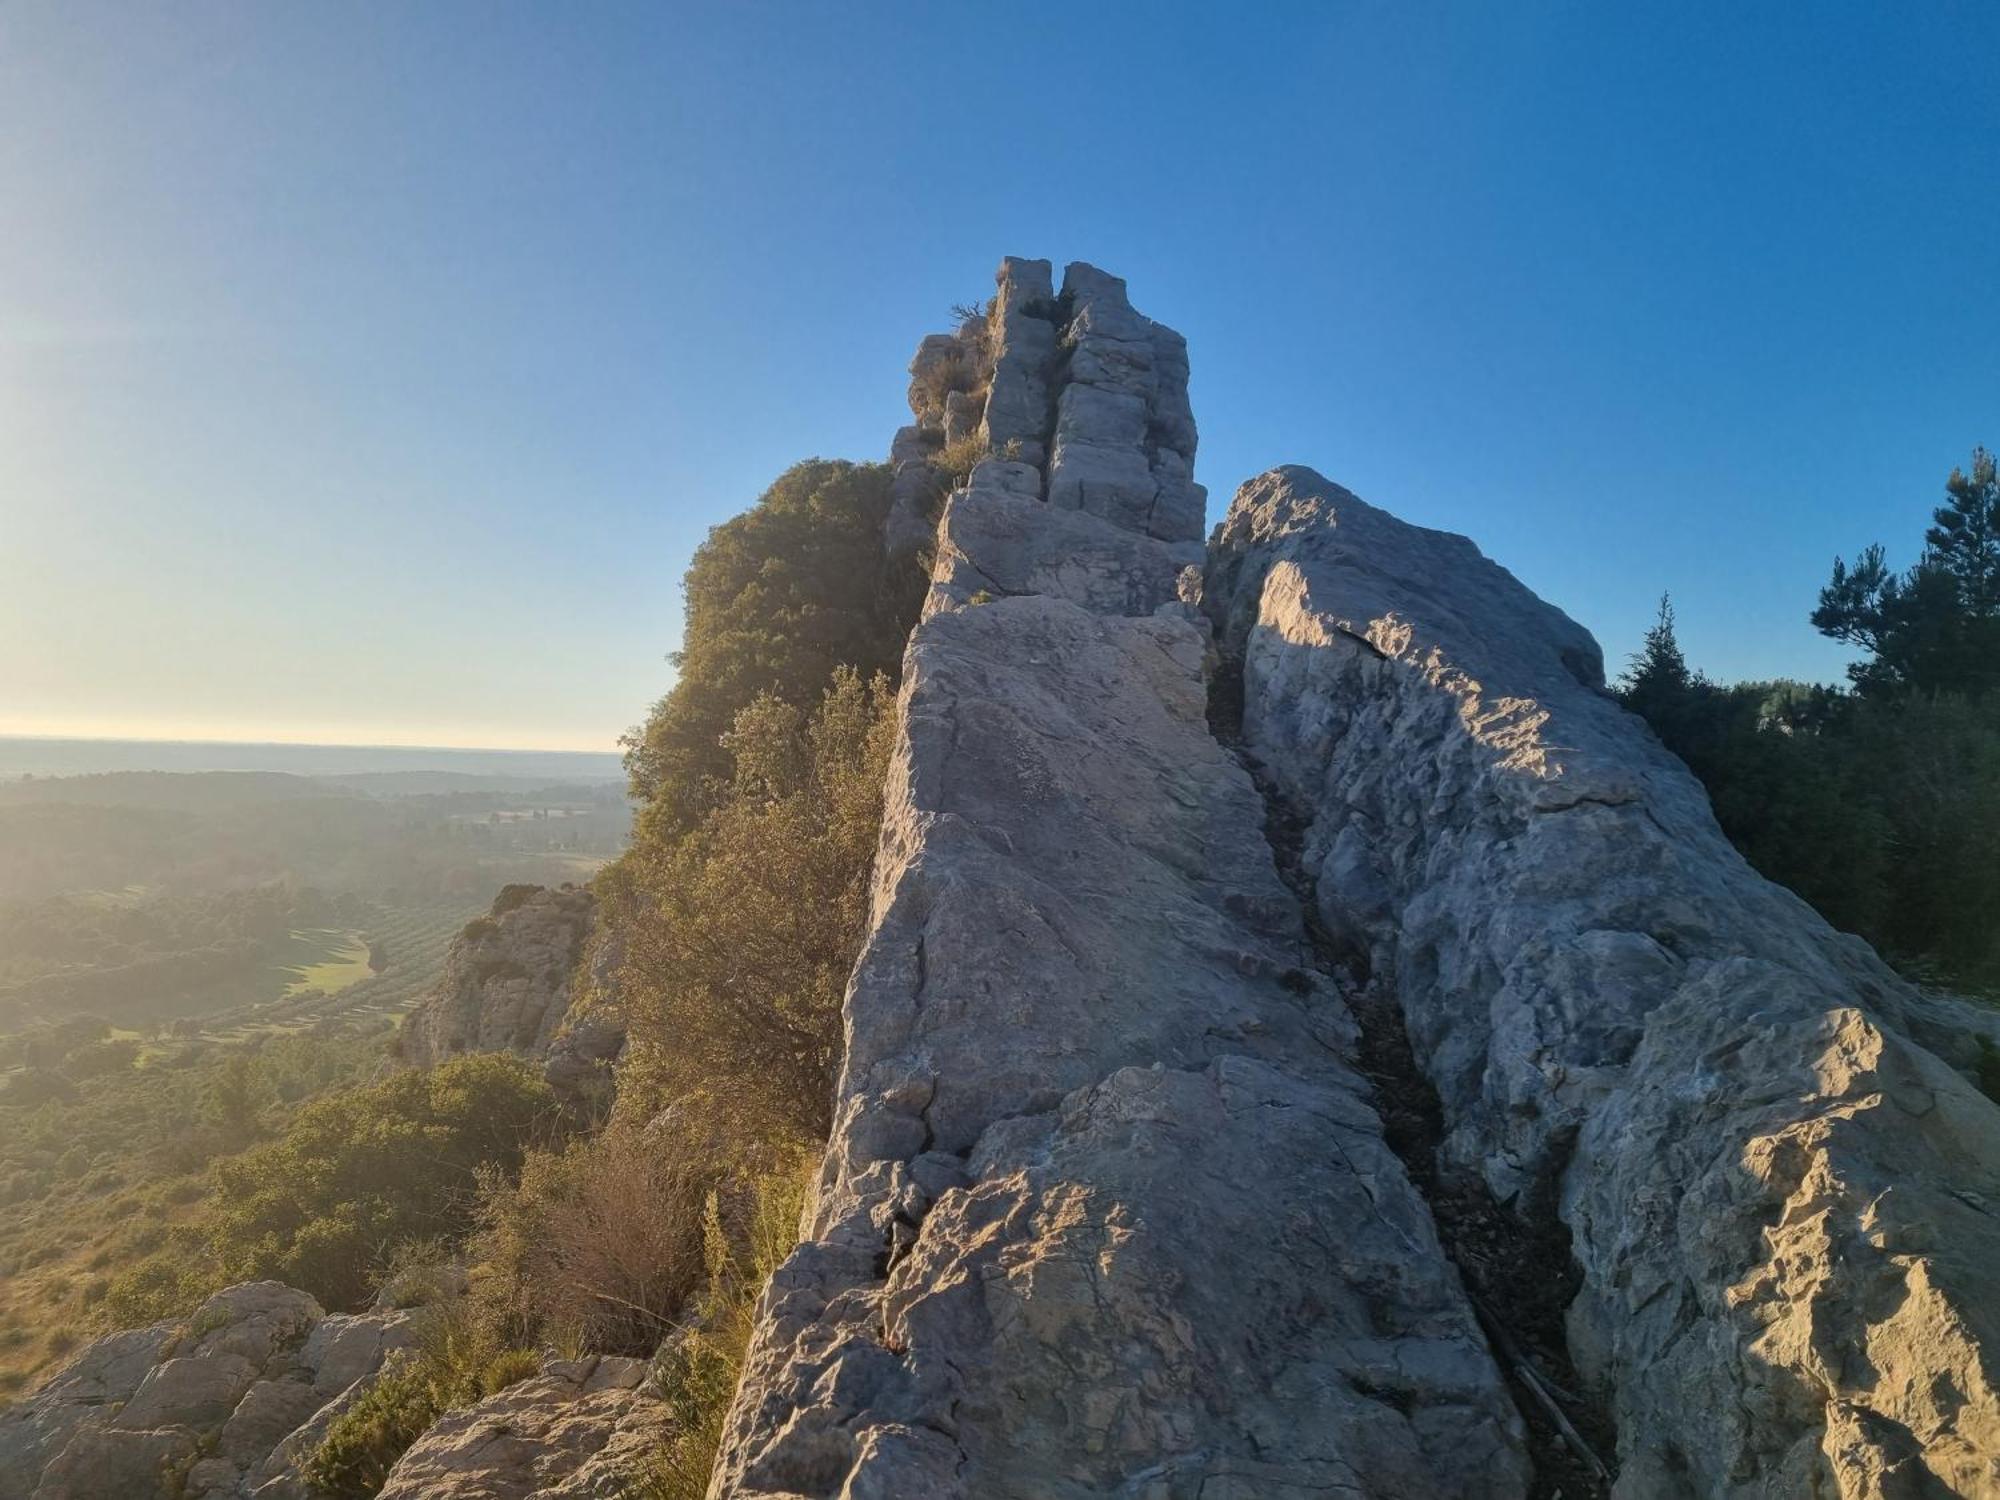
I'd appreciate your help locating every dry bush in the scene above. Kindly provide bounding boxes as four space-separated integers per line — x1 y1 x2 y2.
624 1156 812 1500
908 346 979 423
472 1113 721 1355
933 429 988 488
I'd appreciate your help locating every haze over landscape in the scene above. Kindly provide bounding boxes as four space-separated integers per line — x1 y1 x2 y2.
5 2 1996 752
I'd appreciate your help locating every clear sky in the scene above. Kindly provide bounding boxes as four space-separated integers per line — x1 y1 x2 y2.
3 3 1995 752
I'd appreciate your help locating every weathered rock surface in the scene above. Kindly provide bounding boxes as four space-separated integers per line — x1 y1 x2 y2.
715 268 1529 1498
399 883 619 1102
373 1354 659 1500
884 256 1209 581
1207 465 2000 1498
0 1281 415 1500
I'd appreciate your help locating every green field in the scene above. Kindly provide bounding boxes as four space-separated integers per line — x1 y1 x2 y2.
280 929 374 998
198 897 485 1043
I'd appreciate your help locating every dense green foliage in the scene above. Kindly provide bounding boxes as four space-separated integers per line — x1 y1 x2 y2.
203 1053 559 1309
605 672 897 1140
1623 450 2000 986
623 459 919 834
0 1023 396 1392
300 1298 541 1499
1814 447 2000 698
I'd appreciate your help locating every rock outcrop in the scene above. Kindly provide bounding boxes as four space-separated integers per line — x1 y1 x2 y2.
712 263 1531 1499
1206 466 2000 1498
399 884 619 1102
0 1281 415 1500
884 256 1208 610
374 1355 660 1500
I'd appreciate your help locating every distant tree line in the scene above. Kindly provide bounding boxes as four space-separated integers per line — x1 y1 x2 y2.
1622 447 2000 987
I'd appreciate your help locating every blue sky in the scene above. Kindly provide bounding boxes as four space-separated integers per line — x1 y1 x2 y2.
3 2 1995 751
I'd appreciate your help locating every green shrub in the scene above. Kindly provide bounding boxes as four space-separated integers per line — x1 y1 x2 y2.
301 1299 540 1499
299 1354 434 1499
622 460 919 834
205 1053 559 1309
604 672 896 1140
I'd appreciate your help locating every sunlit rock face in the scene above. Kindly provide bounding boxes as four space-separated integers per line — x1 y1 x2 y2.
398 883 620 1107
883 256 1209 612
712 264 1531 1500
1206 465 2000 1498
0 1281 417 1500
373 1354 661 1500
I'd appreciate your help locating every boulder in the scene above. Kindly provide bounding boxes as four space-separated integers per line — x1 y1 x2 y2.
373 1356 661 1500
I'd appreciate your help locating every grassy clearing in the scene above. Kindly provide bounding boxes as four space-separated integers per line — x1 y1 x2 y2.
281 929 374 997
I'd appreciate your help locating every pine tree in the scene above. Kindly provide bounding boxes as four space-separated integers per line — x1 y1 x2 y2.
1928 446 2000 618
1813 446 2000 697
1620 593 1694 709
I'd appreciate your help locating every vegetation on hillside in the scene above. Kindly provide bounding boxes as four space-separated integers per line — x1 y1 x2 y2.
623 459 919 833
1623 447 2000 988
0 1021 397 1394
0 452 920 1498
604 671 897 1138
287 458 923 1489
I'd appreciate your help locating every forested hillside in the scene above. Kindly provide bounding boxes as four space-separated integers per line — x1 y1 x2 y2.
1622 446 2000 995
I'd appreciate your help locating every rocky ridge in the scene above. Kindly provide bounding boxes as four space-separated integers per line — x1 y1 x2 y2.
1205 468 2000 1497
717 263 2000 1499
711 261 1533 1499
10 260 1999 1500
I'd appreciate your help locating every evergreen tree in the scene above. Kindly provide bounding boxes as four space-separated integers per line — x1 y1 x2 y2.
1619 594 1696 719
1813 446 2000 696
1930 446 2000 616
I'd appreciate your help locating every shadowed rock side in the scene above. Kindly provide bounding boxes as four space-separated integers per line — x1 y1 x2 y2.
711 265 1530 1499
1206 466 2000 1498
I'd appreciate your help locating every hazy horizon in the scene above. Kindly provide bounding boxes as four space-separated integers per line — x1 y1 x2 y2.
0 731 626 781
5 3 1996 747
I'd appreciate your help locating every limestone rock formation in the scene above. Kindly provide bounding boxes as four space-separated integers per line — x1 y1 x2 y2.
399 883 619 1101
0 1281 415 1500
1206 466 2000 1498
714 264 1531 1499
374 1355 660 1500
883 257 1207 601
